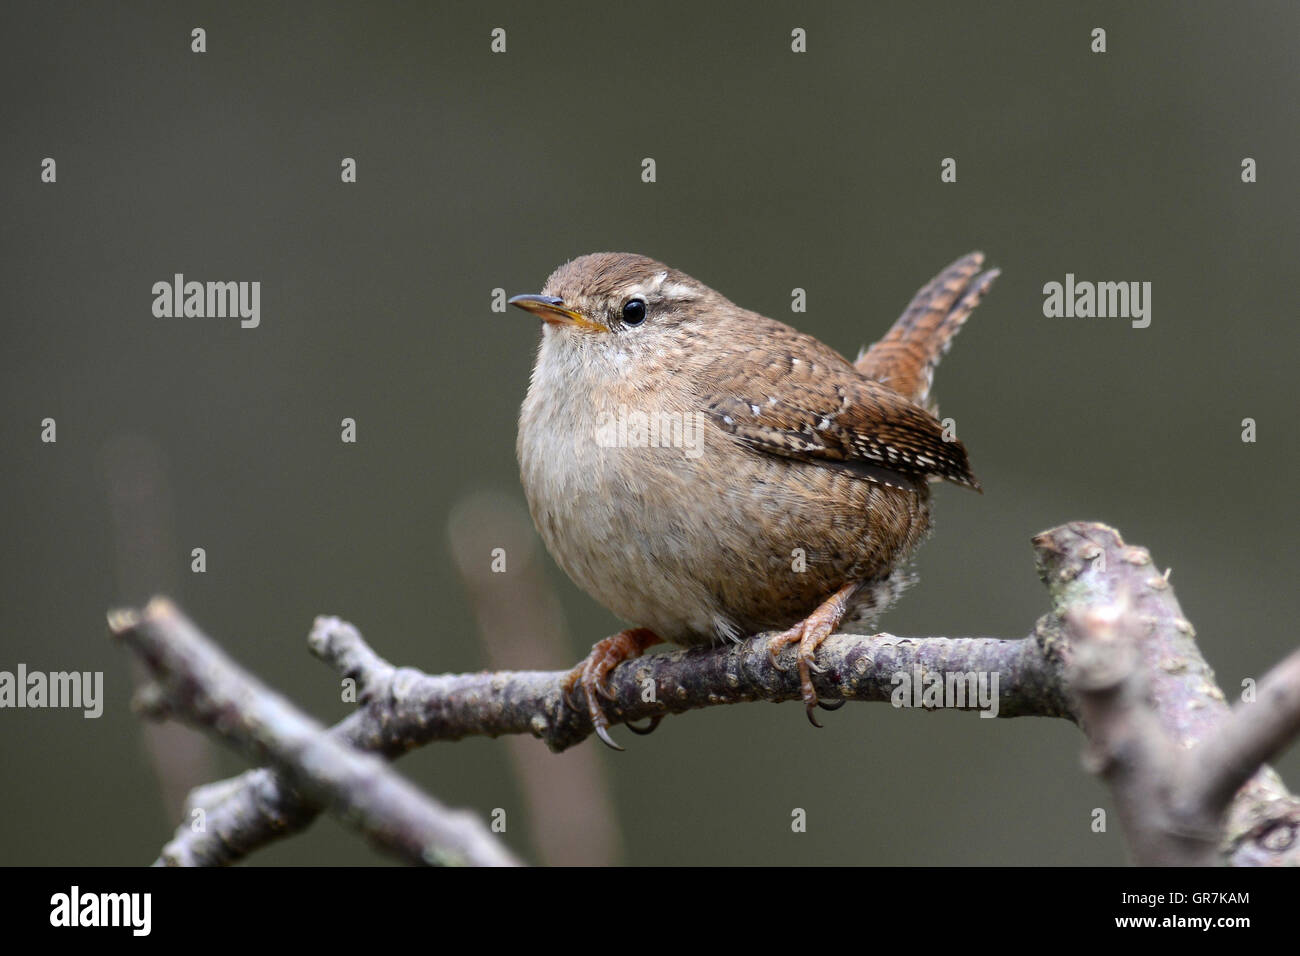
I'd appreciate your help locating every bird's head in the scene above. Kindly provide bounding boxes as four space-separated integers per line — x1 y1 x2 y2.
509 253 727 369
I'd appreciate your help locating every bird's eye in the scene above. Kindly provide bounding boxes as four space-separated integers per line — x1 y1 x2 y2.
621 298 647 326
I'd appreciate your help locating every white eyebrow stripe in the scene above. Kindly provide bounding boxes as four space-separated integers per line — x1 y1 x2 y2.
660 281 697 298
624 273 667 300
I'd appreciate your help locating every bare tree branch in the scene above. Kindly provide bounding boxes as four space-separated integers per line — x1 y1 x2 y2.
124 521 1300 867
1066 600 1219 864
1035 522 1300 865
309 617 1070 752
110 598 520 867
1187 647 1300 816
147 617 1063 866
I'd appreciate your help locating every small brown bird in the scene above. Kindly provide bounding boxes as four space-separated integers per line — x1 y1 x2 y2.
511 252 998 748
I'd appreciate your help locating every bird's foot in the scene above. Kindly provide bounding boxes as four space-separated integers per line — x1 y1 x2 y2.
561 628 663 750
766 582 861 727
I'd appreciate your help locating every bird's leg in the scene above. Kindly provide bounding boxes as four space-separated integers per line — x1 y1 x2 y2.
561 628 663 751
766 582 862 727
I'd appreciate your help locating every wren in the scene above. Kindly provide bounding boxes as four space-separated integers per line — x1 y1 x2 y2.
510 252 998 748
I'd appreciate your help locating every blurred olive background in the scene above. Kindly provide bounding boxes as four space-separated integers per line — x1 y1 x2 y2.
2 1 1297 866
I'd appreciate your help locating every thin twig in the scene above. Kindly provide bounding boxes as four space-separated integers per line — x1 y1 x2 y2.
110 598 520 867
1184 647 1300 827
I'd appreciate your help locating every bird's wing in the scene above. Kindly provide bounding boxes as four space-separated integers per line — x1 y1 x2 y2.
855 251 999 411
700 347 980 491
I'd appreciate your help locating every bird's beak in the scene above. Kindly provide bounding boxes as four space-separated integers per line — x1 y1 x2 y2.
508 294 606 332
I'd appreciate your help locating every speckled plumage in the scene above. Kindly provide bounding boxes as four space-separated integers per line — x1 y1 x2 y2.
514 252 997 649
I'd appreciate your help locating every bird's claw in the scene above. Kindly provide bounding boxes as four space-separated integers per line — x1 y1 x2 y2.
766 628 800 671
625 715 663 736
561 628 663 751
767 582 860 726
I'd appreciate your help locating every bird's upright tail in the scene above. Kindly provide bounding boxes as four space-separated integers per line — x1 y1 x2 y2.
854 251 999 411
